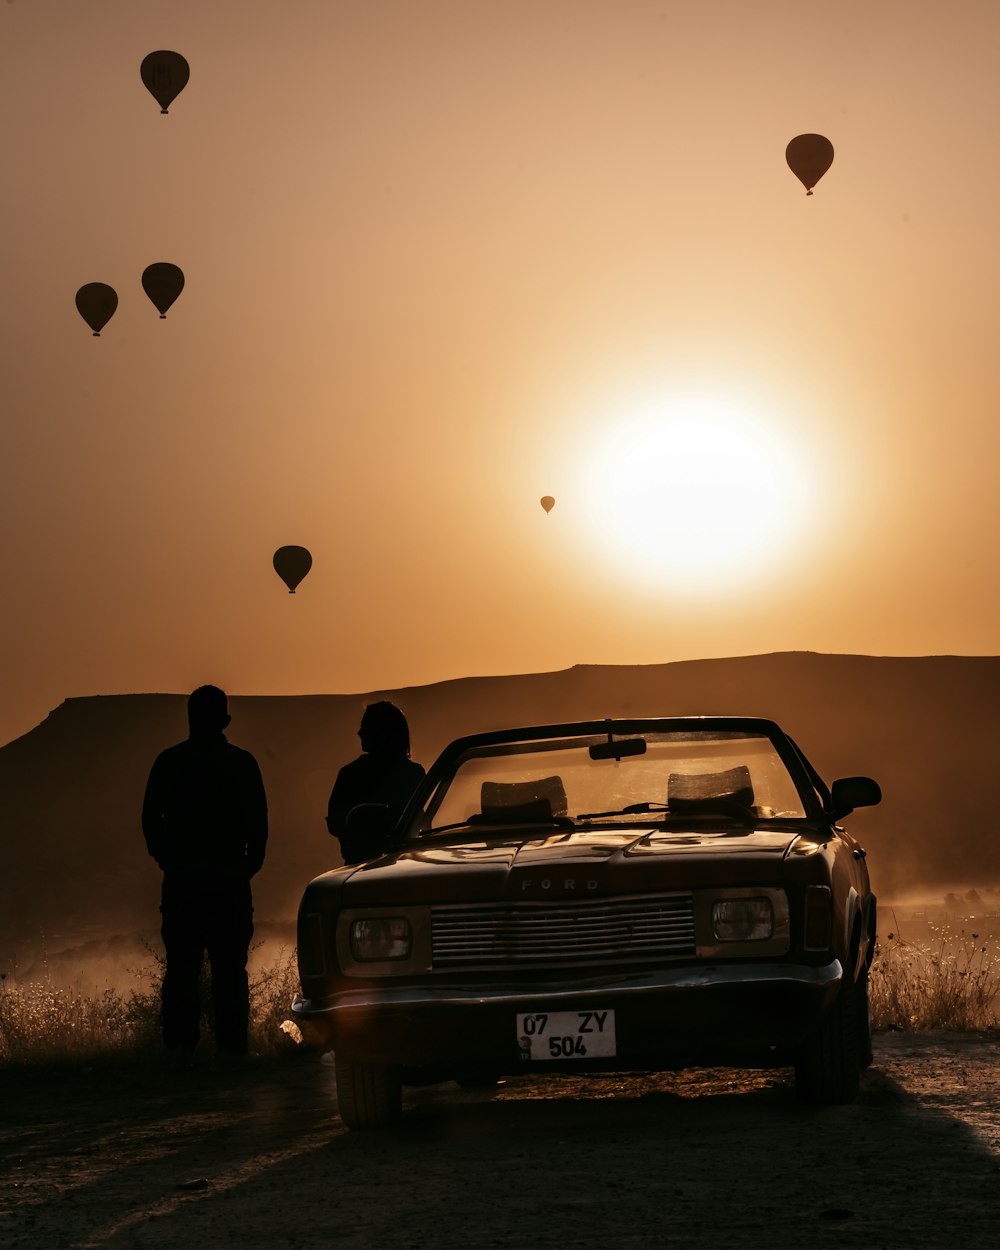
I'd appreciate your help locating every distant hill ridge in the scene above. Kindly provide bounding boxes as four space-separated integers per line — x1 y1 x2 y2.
2 652 998 947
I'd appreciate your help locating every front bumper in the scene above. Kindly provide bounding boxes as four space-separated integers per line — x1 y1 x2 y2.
292 959 843 1069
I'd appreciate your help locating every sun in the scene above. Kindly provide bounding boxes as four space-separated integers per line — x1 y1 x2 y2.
576 391 811 593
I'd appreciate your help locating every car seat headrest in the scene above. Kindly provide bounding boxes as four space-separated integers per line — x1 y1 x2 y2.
478 776 568 824
667 765 754 810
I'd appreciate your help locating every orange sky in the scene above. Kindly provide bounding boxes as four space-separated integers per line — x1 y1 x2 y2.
4 0 1000 747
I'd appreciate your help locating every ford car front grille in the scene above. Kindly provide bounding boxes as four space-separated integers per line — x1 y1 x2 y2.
430 895 695 968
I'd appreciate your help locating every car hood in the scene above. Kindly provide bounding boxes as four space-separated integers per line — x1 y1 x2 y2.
340 824 812 905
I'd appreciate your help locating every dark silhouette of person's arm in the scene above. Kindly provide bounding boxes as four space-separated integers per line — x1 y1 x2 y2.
242 753 268 877
141 751 172 870
327 763 376 864
326 766 354 841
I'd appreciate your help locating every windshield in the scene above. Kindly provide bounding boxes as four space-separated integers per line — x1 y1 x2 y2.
415 730 809 836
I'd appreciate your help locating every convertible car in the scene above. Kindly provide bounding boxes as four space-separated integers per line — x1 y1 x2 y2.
293 717 881 1128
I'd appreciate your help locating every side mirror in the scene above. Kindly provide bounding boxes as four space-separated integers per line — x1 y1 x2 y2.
344 803 393 841
830 776 882 821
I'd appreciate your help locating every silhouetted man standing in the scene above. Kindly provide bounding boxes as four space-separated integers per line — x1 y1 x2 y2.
142 685 267 1065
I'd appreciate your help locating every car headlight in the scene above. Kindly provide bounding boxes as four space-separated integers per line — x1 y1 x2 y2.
712 897 774 941
350 917 413 961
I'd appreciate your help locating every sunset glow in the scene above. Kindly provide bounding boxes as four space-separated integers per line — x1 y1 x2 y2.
3 0 1000 745
578 394 811 593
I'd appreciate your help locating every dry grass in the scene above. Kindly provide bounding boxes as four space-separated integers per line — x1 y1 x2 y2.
0 945 302 1069
4 920 999 1071
870 916 1000 1031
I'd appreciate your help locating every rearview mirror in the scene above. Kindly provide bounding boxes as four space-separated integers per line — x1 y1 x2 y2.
589 738 647 761
830 776 882 821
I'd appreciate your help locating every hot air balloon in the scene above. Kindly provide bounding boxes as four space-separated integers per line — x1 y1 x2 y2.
540 496 555 514
140 51 190 114
75 283 118 336
785 134 834 195
273 545 312 593
141 263 185 318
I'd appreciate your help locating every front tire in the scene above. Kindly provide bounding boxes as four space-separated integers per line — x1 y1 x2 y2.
334 1055 402 1129
856 967 873 1070
794 977 861 1105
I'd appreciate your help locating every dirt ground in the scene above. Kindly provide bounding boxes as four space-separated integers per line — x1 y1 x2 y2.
2 1033 999 1250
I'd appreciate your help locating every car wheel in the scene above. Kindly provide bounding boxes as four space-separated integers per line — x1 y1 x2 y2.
856 967 873 1070
794 977 861 1105
334 1055 402 1129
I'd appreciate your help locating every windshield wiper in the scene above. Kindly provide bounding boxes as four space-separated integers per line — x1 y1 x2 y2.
418 820 478 837
576 799 759 826
576 801 670 820
468 814 574 829
421 815 574 837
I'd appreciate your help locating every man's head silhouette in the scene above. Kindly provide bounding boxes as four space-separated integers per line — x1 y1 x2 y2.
187 684 231 736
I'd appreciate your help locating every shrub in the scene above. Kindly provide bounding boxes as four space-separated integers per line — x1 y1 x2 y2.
869 921 1000 1031
0 946 302 1069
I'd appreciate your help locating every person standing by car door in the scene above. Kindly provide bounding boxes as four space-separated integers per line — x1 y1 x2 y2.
142 685 268 1066
326 701 425 864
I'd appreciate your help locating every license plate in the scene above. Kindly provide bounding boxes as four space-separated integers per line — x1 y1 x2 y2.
516 1010 616 1060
